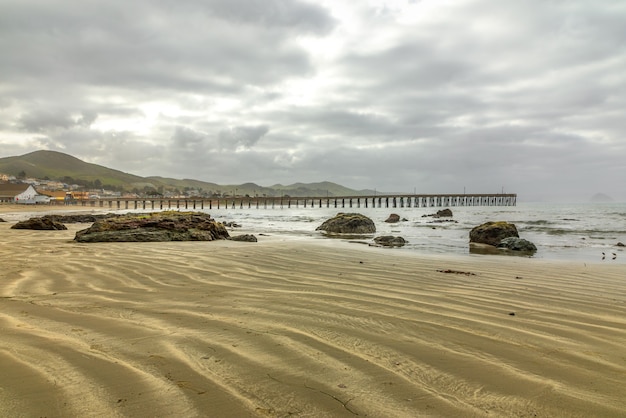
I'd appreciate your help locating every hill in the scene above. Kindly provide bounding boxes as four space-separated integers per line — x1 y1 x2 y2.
0 150 371 197
0 150 147 190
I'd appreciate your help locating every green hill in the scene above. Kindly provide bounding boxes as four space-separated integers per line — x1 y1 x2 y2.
0 150 372 196
0 150 147 189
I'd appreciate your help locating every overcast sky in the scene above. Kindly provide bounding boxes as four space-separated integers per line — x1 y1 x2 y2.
1 0 625 201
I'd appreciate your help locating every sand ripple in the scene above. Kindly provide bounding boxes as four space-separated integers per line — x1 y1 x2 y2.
1 224 625 417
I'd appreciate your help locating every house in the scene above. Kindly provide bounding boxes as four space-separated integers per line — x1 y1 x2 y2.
37 189 71 204
0 183 49 204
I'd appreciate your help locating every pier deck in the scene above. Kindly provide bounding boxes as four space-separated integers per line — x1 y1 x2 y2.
61 193 517 210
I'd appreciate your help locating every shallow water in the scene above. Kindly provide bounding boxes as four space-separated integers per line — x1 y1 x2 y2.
3 201 625 264
206 202 626 264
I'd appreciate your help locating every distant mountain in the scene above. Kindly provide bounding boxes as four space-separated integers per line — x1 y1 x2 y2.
271 181 368 197
589 193 614 203
0 150 370 197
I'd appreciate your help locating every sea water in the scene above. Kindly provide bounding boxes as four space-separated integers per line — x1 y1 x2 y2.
205 202 626 264
5 201 623 264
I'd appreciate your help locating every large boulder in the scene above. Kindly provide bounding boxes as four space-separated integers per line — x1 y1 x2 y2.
469 221 518 246
316 213 376 234
373 236 407 247
497 237 537 252
74 211 229 242
11 217 68 230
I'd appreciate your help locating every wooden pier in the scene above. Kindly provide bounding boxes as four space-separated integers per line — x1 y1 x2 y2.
66 193 517 210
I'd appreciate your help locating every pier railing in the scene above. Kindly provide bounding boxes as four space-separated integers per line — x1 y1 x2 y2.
60 193 517 211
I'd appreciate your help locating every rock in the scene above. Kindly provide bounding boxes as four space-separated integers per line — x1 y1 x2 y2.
384 214 401 223
617 242 625 247
230 234 257 242
469 221 519 246
11 217 68 230
436 208 453 217
373 236 407 247
74 211 229 242
0 218 5 222
469 242 501 255
316 213 376 234
422 208 453 218
497 237 537 252
43 214 119 223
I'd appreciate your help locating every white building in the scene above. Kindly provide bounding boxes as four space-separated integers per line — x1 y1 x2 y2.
0 183 49 204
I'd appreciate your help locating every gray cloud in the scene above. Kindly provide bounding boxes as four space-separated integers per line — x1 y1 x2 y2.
218 125 270 150
1 0 625 201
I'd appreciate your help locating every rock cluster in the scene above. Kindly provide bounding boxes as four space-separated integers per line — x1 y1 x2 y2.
316 213 376 234
74 211 229 243
469 221 536 254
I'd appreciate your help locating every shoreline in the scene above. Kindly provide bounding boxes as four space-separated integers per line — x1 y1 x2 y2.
1 203 623 265
1 215 626 416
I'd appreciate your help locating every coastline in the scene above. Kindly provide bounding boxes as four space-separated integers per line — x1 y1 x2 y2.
1 207 625 416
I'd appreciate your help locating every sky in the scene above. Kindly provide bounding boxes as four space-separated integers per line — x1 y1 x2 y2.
1 0 625 202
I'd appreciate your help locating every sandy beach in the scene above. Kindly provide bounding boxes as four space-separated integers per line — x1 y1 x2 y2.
1 207 625 417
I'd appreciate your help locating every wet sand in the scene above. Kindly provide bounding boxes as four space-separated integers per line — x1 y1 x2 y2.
1 207 625 417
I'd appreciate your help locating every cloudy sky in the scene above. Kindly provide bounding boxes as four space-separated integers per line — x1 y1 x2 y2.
1 0 625 201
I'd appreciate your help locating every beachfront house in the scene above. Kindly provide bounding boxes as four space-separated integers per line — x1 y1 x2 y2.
0 183 49 204
37 189 71 204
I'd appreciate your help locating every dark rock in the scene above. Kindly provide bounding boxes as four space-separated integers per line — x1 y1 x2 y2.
384 214 401 223
11 217 68 230
372 236 407 247
316 213 376 234
617 242 625 247
230 234 257 242
497 237 537 252
436 208 453 217
74 211 229 242
43 213 119 223
422 208 453 218
0 218 5 222
469 221 519 246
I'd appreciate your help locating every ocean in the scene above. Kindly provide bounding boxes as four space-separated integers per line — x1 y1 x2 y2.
206 202 626 264
4 201 625 264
